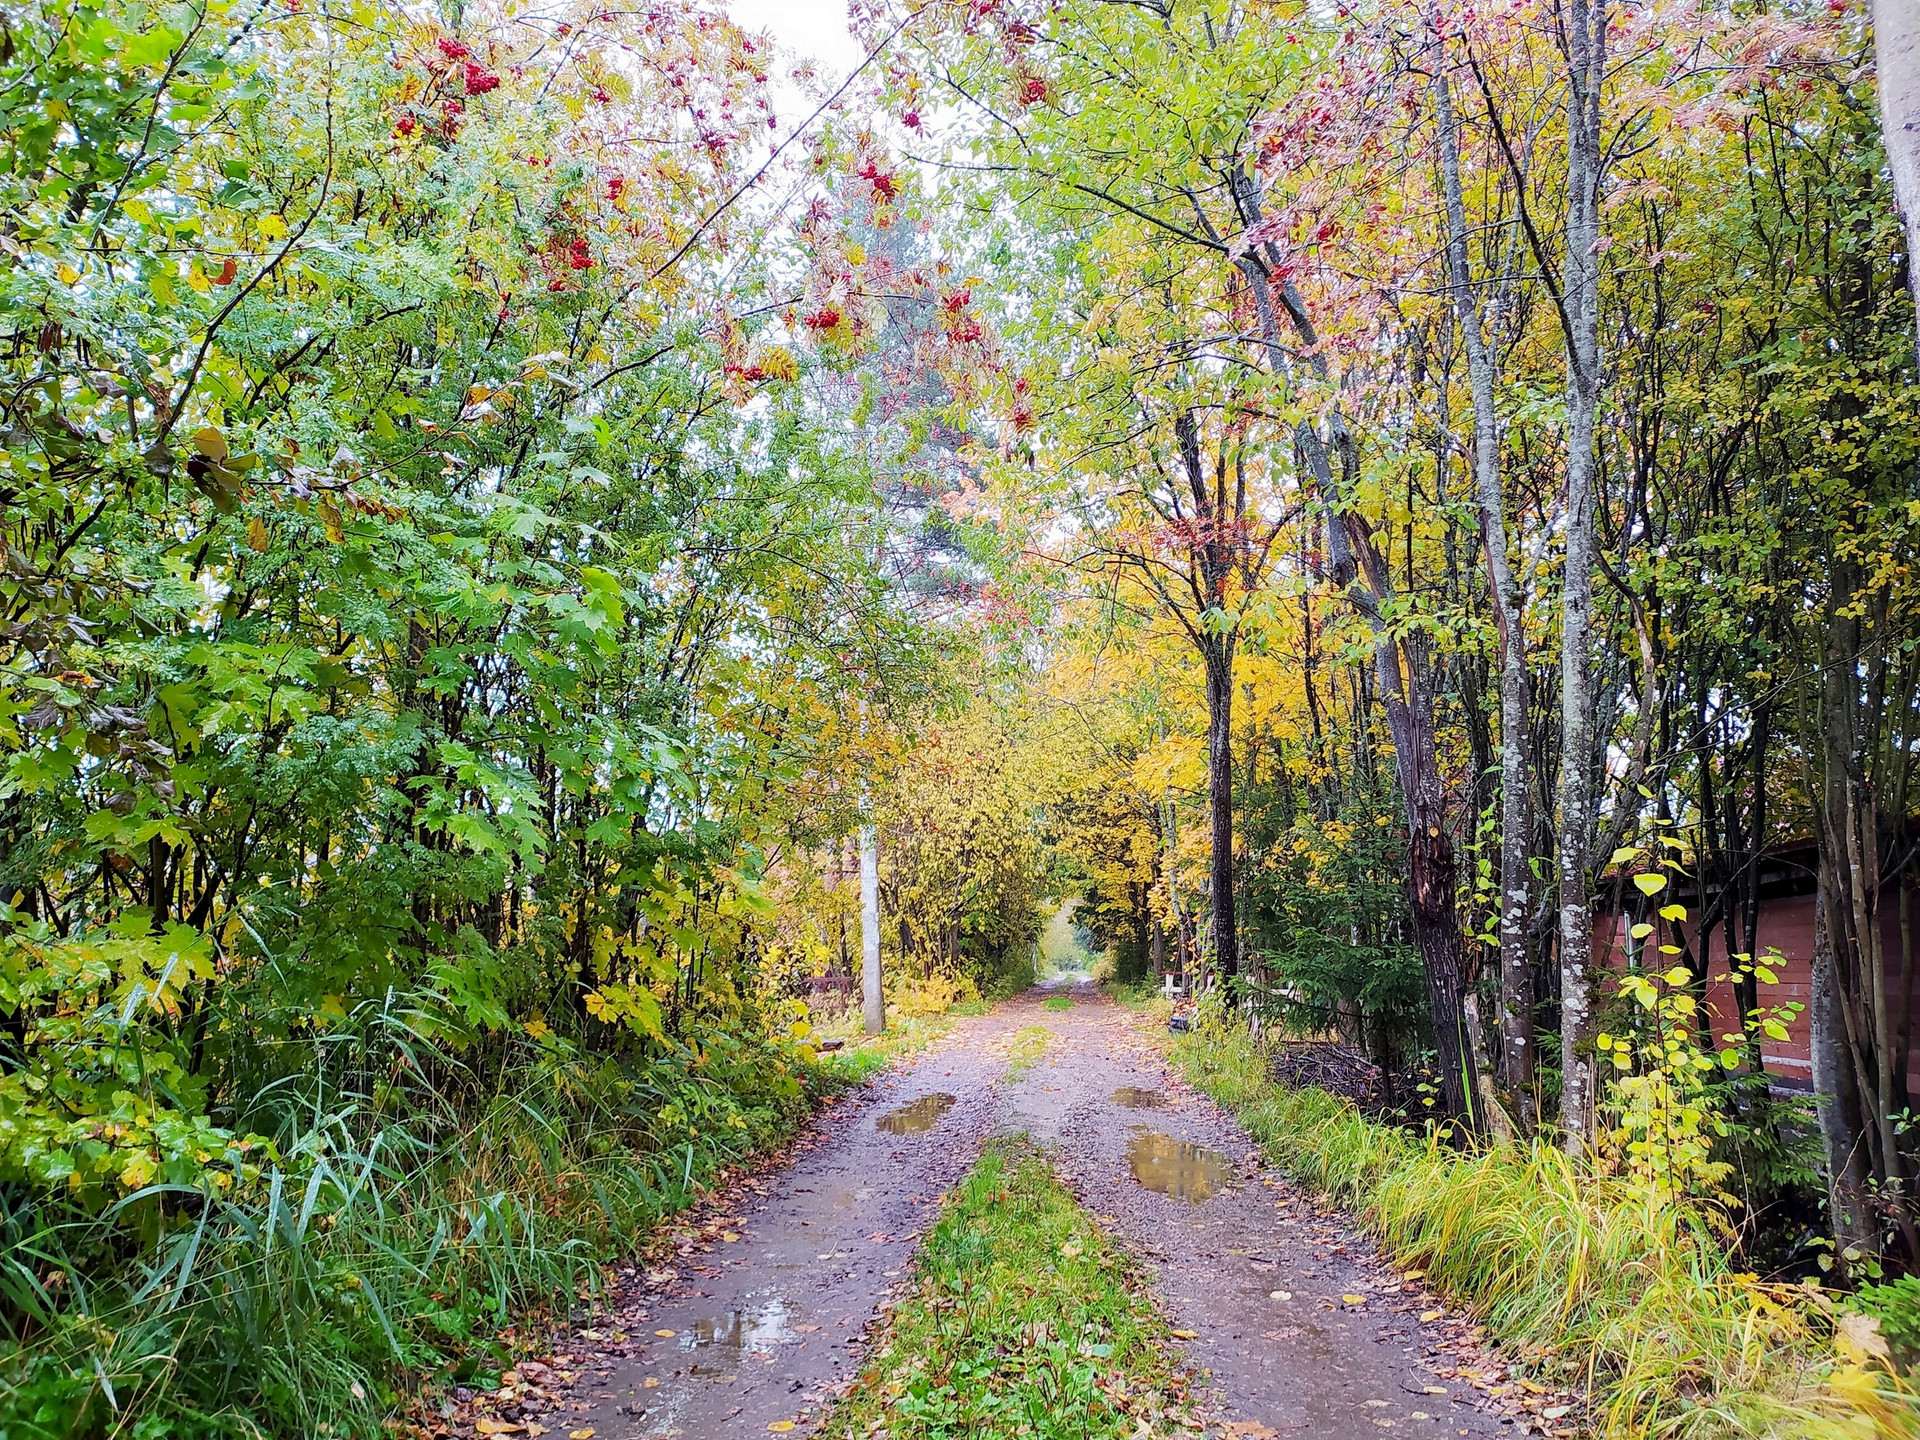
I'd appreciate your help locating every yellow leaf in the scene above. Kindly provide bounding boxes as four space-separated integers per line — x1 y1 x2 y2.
474 1422 521 1436
1169 1328 1198 1339
570 1431 596 1440
642 1376 660 1388
654 1329 676 1338
1632 872 1667 896
1342 1294 1367 1305
722 1231 742 1242
768 1424 796 1433
193 426 230 461
56 262 80 285
246 517 271 552
1420 1309 1443 1322
259 214 288 240
187 264 211 294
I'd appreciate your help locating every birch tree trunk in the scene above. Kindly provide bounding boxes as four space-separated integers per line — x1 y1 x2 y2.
1205 642 1240 987
1873 0 1920 363
1434 42 1535 1124
861 822 884 1035
1557 0 1607 1156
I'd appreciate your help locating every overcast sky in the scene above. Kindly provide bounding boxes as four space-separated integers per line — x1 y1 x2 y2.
727 0 866 85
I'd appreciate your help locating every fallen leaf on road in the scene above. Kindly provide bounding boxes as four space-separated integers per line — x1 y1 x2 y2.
768 1423 796 1433
474 1423 521 1436
794 1324 820 1332
1422 1386 1448 1396
642 1376 660 1388
1342 1294 1367 1305
654 1329 676 1338
1169 1329 1198 1340
1224 1425 1279 1438
570 1431 596 1439
1420 1310 1443 1322
723 1232 742 1242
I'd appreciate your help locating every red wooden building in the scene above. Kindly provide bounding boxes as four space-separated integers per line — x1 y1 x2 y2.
1589 841 1919 1092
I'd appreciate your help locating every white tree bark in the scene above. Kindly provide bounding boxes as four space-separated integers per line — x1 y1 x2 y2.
1434 39 1535 1124
1557 0 1607 1156
860 822 884 1035
1874 0 1920 361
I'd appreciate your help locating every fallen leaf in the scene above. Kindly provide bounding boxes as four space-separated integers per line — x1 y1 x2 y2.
1224 1425 1280 1439
768 1423 796 1433
654 1329 677 1338
1169 1329 1198 1340
1060 1241 1083 1259
723 1232 742 1242
1342 1294 1367 1305
1543 1406 1572 1421
1420 1310 1443 1322
643 1377 660 1388
1269 1290 1292 1301
525 1428 547 1438
1423 1386 1449 1396
1836 1312 1892 1363
474 1423 521 1437
570 1431 596 1439
794 1324 820 1332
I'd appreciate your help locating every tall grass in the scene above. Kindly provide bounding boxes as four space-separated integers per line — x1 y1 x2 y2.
1 1004 864 1438
1172 1025 1918 1440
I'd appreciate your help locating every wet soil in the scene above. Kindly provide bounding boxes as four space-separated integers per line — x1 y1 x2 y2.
512 987 1546 1440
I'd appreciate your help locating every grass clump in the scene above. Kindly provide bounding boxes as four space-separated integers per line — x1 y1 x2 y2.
1043 995 1075 1012
1006 1025 1050 1079
1171 1024 1917 1439
824 1138 1190 1439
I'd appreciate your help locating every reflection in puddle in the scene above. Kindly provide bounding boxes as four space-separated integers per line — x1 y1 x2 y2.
1110 1087 1169 1108
1126 1130 1232 1202
679 1296 801 1352
875 1093 956 1133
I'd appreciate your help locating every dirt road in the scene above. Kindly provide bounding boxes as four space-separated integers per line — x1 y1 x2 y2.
546 986 1526 1440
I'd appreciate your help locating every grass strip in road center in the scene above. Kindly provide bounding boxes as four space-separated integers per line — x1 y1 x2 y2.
822 1137 1194 1439
1005 1024 1050 1080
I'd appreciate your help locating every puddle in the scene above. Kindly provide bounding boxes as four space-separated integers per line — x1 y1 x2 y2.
875 1093 956 1133
1110 1087 1169 1108
678 1296 802 1352
1126 1130 1232 1202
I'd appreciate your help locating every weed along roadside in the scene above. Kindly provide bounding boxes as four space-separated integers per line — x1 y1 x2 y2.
1168 1022 1917 1439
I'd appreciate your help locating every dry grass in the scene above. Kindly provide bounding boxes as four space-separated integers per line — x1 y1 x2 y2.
1172 1025 1919 1439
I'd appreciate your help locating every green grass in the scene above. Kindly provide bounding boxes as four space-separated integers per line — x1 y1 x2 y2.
821 1138 1191 1439
0 1020 882 1439
1170 1024 1920 1439
1005 1024 1049 1080
1042 995 1074 1012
